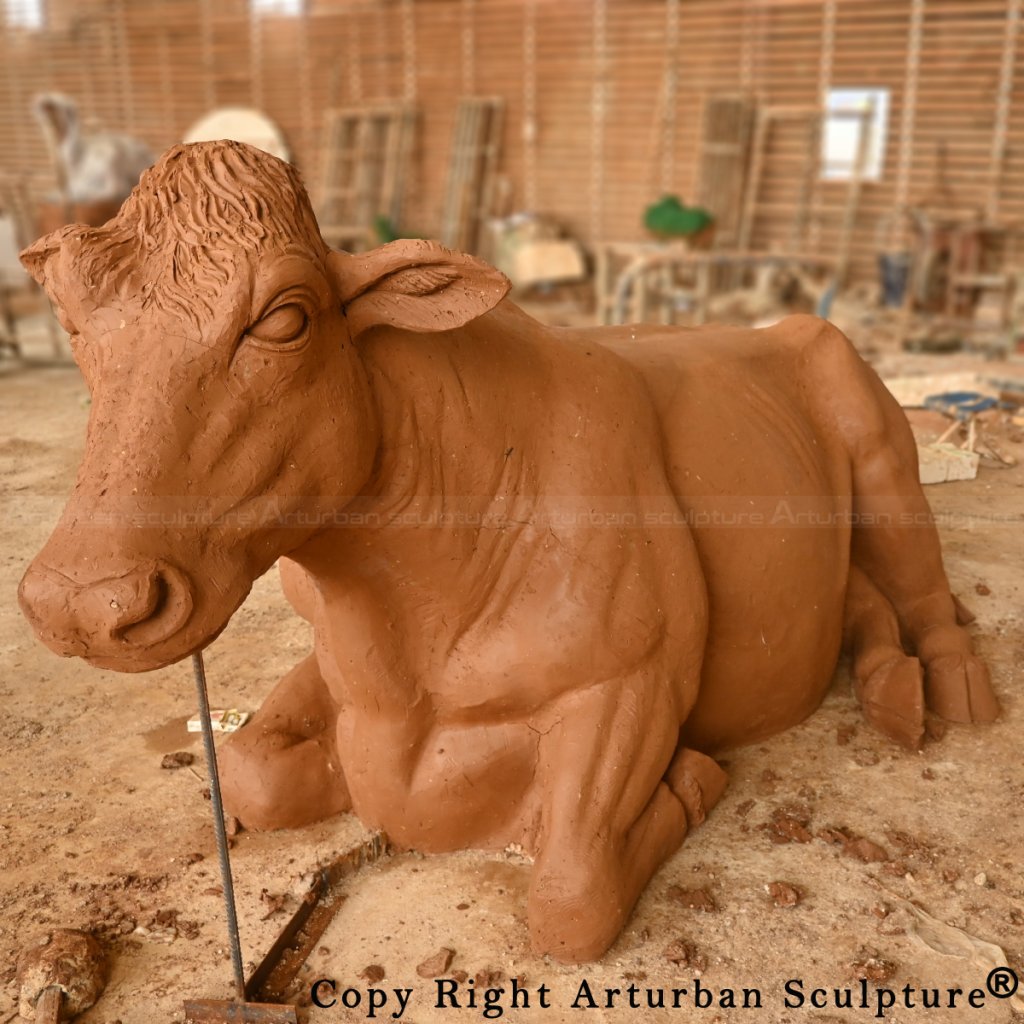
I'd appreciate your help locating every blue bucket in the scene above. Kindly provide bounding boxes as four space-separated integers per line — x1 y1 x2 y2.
877 251 911 307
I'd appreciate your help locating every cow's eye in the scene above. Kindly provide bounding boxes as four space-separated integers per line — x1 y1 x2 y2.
247 303 309 348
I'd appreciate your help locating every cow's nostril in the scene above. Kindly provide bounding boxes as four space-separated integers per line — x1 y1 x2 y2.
115 563 193 647
150 572 170 618
106 567 163 635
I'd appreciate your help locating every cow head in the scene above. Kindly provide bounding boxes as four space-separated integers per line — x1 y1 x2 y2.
18 141 509 672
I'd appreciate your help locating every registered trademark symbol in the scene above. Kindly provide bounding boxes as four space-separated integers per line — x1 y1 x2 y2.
986 966 1019 999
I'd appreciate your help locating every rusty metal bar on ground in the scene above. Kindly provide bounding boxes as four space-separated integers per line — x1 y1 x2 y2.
184 651 390 1022
245 832 391 1004
192 651 247 999
185 650 297 1024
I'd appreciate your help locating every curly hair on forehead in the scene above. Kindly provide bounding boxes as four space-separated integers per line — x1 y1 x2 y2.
71 140 327 327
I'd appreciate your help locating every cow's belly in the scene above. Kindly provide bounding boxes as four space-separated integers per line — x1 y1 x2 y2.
681 515 848 751
657 358 852 751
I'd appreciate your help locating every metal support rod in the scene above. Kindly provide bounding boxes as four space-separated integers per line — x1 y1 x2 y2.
192 652 247 1002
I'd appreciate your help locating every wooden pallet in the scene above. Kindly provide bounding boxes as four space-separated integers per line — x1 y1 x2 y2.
317 104 415 253
439 97 504 255
696 94 755 249
737 103 873 287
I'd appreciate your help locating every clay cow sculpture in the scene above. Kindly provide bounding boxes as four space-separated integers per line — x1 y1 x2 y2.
18 142 998 964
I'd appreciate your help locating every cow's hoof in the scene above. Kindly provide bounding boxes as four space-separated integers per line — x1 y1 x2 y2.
664 747 728 828
924 653 999 724
857 654 925 749
528 854 625 964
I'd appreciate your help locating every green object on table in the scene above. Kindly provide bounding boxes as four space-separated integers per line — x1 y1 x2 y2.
643 195 713 238
374 214 400 244
374 214 422 245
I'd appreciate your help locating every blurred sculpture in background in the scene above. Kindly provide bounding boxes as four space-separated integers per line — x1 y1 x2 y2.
33 93 153 207
182 106 291 163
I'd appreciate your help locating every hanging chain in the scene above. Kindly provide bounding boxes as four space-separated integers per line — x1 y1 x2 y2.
987 0 1020 221
893 0 925 227
660 0 680 195
402 0 417 103
590 0 608 244
809 0 837 251
522 0 538 211
461 0 476 96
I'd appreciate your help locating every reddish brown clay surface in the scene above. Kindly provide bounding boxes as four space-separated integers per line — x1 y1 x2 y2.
15 142 1000 966
1 356 1022 1024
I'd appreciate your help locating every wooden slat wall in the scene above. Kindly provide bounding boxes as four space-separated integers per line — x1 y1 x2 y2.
1 0 1021 282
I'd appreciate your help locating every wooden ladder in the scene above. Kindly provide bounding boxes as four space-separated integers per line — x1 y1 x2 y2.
439 97 504 254
696 94 755 249
737 103 873 286
317 104 416 253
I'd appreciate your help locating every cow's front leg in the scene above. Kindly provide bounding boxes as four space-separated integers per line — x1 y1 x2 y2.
220 654 350 830
529 672 723 964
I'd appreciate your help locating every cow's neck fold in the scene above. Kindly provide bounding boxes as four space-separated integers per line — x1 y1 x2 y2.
356 308 543 529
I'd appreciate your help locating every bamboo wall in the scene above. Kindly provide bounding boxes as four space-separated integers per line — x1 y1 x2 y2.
1 0 1021 281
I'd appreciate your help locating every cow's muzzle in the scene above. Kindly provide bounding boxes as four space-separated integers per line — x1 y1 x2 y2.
19 559 194 666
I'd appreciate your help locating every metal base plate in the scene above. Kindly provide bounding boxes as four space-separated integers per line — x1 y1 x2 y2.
183 998 298 1023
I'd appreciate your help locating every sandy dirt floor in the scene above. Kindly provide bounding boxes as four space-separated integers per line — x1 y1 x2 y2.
1 319 1022 1024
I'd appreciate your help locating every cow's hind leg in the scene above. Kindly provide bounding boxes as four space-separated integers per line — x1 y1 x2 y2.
845 381 998 724
529 673 725 963
843 564 924 748
798 318 999 724
220 654 350 830
663 747 729 828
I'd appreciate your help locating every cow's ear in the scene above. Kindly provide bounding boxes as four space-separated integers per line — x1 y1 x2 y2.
20 224 85 293
327 240 510 338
